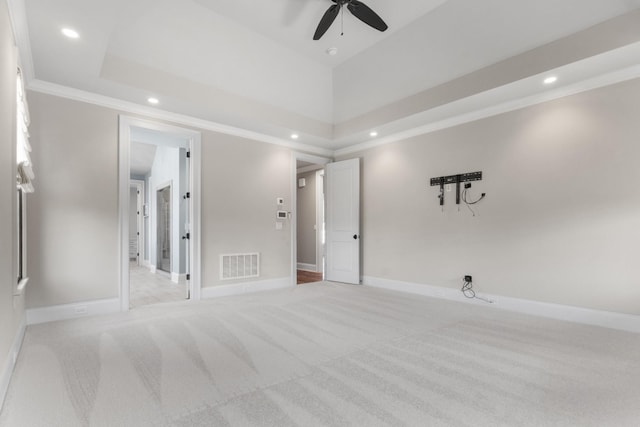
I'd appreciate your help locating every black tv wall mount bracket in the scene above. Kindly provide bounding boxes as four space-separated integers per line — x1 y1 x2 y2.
430 171 482 206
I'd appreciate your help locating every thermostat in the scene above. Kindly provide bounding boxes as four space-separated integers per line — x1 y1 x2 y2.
276 210 287 219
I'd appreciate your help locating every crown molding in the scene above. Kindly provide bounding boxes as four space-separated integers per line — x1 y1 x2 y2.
6 0 35 82
334 64 640 157
26 61 640 160
27 79 335 157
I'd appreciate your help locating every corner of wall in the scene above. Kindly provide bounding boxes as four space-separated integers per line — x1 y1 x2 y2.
0 312 26 411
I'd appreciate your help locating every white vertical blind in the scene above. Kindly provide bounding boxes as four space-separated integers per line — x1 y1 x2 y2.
16 68 34 193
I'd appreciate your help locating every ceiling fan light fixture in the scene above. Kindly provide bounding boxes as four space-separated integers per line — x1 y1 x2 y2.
313 0 388 40
369 131 378 137
291 133 299 140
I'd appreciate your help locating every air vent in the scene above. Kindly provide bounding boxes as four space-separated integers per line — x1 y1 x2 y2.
220 253 259 280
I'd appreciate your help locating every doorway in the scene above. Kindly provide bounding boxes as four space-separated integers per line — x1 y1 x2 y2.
156 184 172 273
119 116 202 311
292 153 331 285
130 180 144 266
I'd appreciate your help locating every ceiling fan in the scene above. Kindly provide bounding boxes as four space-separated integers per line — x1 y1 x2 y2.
313 0 388 40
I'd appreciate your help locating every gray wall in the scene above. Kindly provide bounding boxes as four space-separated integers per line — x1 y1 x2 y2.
21 71 640 316
27 93 120 308
296 170 317 266
201 132 292 286
25 91 293 309
0 0 25 391
338 78 640 315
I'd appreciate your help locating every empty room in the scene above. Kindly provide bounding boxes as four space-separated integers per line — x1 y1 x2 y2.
1 0 640 426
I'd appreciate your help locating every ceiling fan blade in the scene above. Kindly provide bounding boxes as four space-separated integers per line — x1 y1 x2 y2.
347 0 388 32
313 4 340 40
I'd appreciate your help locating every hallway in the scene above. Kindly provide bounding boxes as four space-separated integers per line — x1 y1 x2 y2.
129 262 186 308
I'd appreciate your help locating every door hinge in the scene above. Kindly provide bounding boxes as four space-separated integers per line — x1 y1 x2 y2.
186 274 190 281
186 151 191 158
183 192 190 199
137 232 140 235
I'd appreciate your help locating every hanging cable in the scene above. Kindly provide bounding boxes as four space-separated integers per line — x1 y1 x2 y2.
461 186 486 216
461 277 493 303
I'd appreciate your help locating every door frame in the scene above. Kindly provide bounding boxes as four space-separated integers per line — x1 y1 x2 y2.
130 179 145 265
119 116 202 311
155 181 173 275
315 169 325 274
291 152 331 285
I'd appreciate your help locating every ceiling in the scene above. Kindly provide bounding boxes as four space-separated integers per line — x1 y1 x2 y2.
10 0 640 154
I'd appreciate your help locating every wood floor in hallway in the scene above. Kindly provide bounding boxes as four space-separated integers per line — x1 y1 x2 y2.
297 269 323 284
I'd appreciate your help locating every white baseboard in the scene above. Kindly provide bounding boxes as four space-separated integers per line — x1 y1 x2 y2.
142 260 151 268
149 265 157 273
1 315 26 410
201 277 293 299
26 298 121 325
171 272 187 284
363 276 640 334
296 263 317 272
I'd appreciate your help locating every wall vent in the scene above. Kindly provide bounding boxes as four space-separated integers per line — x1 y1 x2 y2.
220 253 260 280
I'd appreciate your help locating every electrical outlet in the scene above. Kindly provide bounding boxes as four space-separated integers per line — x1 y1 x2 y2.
464 275 472 282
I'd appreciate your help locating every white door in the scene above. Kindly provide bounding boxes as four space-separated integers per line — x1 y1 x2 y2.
325 158 360 284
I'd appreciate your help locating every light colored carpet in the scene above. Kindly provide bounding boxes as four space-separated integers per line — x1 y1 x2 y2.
1 282 639 426
129 262 186 309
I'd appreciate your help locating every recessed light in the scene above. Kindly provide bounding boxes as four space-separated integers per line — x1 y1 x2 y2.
326 47 338 56
291 134 299 140
370 131 378 137
61 28 79 39
544 76 558 85
147 97 159 105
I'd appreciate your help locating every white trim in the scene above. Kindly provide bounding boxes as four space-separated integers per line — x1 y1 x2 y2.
14 277 28 296
26 298 120 325
28 80 334 157
24 68 640 160
6 0 35 83
315 169 325 276
334 64 640 157
363 276 640 334
154 180 173 275
201 278 293 299
297 164 325 174
171 273 188 284
130 180 145 265
119 116 202 312
296 263 317 272
0 315 26 411
291 152 332 285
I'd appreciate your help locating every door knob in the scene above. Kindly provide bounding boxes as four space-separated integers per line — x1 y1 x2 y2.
353 234 359 240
